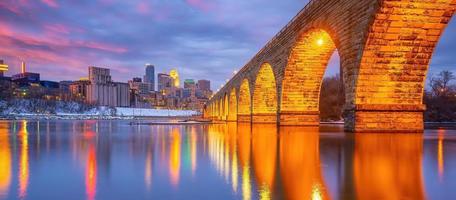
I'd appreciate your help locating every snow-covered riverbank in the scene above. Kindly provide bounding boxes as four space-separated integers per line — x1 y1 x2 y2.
0 100 199 120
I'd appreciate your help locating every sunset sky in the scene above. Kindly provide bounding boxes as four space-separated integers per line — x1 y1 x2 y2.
1 0 455 90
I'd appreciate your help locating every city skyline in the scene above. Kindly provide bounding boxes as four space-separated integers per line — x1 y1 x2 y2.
0 0 455 91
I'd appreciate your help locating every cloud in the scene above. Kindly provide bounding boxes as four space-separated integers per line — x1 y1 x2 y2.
185 0 213 12
41 0 58 8
44 23 71 34
136 1 151 15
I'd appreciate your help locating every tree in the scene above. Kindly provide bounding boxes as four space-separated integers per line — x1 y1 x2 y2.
425 70 456 122
430 70 455 97
319 74 345 121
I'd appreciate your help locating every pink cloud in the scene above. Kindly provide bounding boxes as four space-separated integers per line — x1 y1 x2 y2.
41 0 58 8
136 1 151 15
185 0 213 12
0 0 27 15
0 20 128 78
74 41 128 54
44 23 70 34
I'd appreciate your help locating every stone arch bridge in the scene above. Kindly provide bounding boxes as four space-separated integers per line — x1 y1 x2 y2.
203 0 456 132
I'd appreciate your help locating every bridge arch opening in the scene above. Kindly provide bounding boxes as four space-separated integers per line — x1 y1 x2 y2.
346 0 456 132
228 88 237 121
218 99 222 120
238 79 251 122
425 17 456 122
280 29 338 126
253 63 277 123
223 93 229 120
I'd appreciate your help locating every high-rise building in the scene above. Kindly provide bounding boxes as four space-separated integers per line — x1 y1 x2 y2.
169 69 180 88
157 73 172 93
144 64 155 92
197 79 210 91
89 66 111 84
129 77 149 95
184 79 196 89
86 66 130 107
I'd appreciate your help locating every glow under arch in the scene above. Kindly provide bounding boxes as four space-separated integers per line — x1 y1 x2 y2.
238 79 251 122
280 29 338 126
252 63 277 123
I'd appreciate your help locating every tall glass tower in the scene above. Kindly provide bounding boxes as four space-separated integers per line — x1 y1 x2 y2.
144 64 155 91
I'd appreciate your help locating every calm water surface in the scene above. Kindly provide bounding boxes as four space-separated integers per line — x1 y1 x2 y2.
0 120 455 200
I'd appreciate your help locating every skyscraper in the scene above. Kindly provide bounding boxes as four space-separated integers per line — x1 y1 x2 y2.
197 79 210 91
184 79 195 89
169 69 180 88
144 64 155 92
157 73 172 93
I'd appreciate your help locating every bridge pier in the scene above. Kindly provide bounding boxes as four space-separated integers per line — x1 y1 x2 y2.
237 114 251 122
279 111 320 126
252 113 277 124
344 104 425 133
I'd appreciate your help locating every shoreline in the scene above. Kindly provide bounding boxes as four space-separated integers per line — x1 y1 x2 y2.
0 114 200 120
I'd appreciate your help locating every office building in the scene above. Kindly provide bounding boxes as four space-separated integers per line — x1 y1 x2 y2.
86 66 130 107
129 77 149 95
11 62 40 87
158 73 173 93
169 69 180 88
197 79 210 91
70 80 90 101
144 64 155 92
184 79 196 89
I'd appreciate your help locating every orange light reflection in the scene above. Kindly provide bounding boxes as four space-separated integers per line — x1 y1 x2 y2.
252 124 277 200
279 127 329 200
18 121 29 199
354 133 424 200
169 128 181 187
0 124 11 199
86 145 97 200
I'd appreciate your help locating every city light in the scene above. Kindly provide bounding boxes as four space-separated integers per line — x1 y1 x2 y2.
317 38 324 46
0 64 8 72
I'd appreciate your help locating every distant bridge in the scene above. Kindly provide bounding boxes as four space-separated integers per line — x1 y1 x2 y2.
203 0 456 132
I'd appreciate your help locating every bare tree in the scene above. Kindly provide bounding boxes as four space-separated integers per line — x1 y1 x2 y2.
430 70 455 97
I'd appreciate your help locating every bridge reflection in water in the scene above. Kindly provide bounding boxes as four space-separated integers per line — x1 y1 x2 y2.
0 120 454 199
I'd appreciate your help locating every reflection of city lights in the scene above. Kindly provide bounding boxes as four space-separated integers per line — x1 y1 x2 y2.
190 131 197 175
19 121 29 199
145 152 152 190
438 130 445 181
169 129 181 187
0 129 11 197
86 145 97 200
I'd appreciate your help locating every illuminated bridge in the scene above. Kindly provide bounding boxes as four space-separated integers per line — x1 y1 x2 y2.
203 0 456 132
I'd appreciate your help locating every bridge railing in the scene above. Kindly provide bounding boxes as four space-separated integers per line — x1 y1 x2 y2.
212 0 318 101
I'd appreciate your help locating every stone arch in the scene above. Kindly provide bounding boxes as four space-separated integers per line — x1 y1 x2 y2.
346 0 456 132
228 88 238 121
219 98 224 120
280 29 338 126
252 63 278 123
216 99 222 120
238 79 252 122
223 93 229 120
